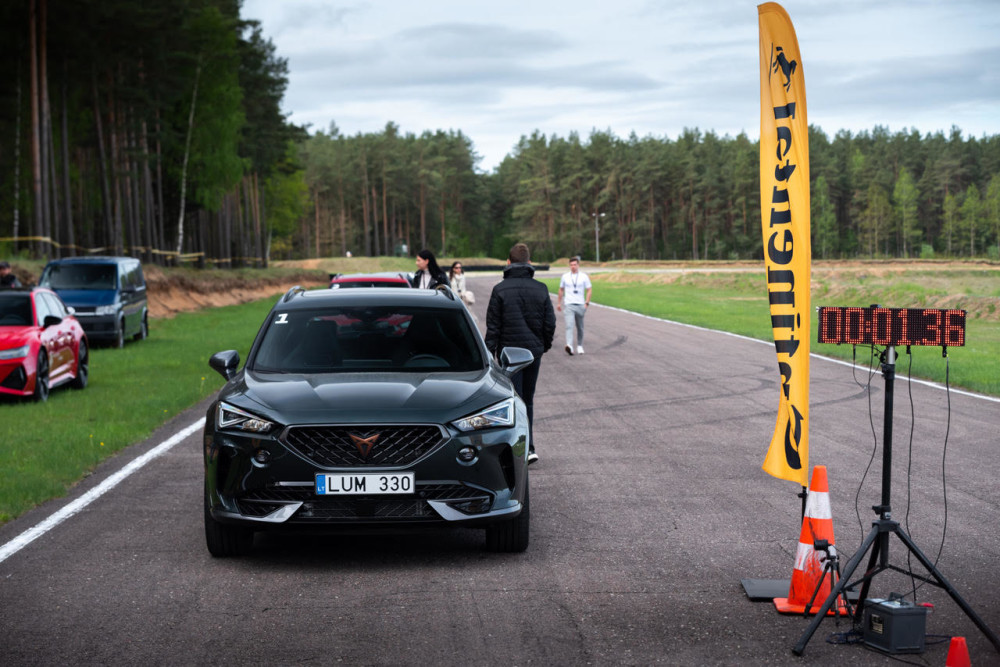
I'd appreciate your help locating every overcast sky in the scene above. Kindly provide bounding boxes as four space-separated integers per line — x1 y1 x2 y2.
242 0 1000 171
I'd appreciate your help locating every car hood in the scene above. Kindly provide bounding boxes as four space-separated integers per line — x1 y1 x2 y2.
51 289 116 307
0 328 37 348
225 369 510 425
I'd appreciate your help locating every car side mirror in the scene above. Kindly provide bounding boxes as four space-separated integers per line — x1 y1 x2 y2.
43 314 62 328
209 350 240 381
499 346 533 377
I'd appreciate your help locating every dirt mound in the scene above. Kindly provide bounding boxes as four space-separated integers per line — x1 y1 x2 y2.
144 266 326 318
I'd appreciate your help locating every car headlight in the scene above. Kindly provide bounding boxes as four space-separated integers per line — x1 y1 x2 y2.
451 399 515 432
216 401 275 433
0 344 31 360
95 305 118 316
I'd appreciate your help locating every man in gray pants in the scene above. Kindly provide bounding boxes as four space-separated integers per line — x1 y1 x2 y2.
557 256 592 355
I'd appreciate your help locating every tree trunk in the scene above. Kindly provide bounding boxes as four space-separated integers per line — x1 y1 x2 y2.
382 165 389 253
60 62 75 256
91 71 113 246
419 179 427 250
29 0 44 255
176 59 202 259
106 74 123 255
371 184 381 256
360 152 371 256
338 180 346 256
140 116 155 264
439 191 446 255
13 56 23 250
154 107 166 262
313 187 320 258
252 171 263 264
39 0 54 252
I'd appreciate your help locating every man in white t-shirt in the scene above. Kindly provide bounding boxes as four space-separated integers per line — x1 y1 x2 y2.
557 256 592 355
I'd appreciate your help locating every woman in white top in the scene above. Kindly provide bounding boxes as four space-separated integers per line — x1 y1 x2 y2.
449 261 475 305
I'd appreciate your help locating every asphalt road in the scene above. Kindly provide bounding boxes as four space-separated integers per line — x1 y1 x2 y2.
2 274 998 666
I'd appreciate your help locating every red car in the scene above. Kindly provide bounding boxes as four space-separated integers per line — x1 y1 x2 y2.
0 287 89 402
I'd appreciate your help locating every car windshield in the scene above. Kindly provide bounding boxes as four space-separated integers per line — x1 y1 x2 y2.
41 263 116 290
253 305 484 373
0 293 33 326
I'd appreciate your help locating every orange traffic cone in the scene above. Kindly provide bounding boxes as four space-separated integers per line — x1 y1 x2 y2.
774 466 849 615
945 636 971 667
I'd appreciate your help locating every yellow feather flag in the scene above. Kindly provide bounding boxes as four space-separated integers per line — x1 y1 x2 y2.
758 2 810 486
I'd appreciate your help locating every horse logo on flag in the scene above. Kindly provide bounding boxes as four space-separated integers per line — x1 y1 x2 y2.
770 45 797 92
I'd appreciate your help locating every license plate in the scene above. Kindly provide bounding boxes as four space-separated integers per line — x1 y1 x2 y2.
315 472 414 495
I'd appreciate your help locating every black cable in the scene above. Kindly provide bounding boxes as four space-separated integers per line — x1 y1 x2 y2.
852 345 880 545
933 356 952 568
904 354 954 599
904 348 917 601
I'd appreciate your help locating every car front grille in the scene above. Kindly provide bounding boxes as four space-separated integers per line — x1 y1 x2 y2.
281 424 446 467
235 482 492 521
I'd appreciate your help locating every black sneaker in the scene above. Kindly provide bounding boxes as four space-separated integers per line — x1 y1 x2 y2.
527 451 539 464
564 345 573 355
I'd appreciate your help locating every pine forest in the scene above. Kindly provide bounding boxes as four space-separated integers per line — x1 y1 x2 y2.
2 0 999 267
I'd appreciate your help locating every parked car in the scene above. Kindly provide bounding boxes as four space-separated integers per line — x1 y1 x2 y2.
328 272 411 289
39 256 148 348
203 286 534 557
0 287 89 401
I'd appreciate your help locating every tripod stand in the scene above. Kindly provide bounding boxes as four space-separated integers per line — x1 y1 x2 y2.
793 345 1000 656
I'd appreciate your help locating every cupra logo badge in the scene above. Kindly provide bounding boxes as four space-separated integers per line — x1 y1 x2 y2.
349 433 380 459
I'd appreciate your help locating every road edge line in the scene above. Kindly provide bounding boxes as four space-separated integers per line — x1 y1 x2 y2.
0 417 205 566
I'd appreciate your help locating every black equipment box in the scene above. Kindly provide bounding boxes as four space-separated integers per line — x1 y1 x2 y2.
862 598 927 654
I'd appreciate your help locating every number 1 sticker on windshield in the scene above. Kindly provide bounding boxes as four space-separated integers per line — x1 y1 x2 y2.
275 313 288 324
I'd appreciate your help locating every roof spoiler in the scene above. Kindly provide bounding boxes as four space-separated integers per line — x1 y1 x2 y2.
282 286 305 303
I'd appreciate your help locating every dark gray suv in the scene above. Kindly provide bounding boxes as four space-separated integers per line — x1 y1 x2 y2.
40 256 148 348
203 286 534 557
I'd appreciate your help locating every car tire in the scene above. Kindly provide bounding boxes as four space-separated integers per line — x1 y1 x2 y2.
204 496 254 557
70 340 89 390
134 313 148 341
485 477 530 553
31 351 50 402
114 320 125 349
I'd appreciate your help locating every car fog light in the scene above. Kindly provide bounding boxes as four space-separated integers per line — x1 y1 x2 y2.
253 448 271 464
457 446 477 462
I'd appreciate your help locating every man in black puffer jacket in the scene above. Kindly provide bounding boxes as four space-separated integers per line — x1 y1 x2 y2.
485 243 555 464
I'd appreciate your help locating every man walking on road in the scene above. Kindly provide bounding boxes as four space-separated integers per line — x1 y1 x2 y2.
485 243 555 465
557 256 592 355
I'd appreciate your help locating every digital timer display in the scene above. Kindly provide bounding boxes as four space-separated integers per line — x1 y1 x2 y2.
817 306 966 347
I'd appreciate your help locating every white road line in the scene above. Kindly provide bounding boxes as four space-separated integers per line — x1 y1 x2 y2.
0 418 205 566
594 302 1000 404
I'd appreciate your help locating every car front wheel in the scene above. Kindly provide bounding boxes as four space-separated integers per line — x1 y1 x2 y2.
485 477 530 553
114 320 125 349
204 496 254 557
71 340 89 390
32 351 50 402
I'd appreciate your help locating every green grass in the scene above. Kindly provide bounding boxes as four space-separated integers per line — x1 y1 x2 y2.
0 296 279 524
541 271 1000 397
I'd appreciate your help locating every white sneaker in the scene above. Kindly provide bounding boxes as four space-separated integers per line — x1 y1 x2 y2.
577 346 585 354
527 451 539 464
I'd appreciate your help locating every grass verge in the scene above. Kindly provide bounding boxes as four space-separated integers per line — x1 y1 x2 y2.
0 296 279 525
541 269 999 397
